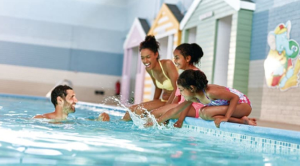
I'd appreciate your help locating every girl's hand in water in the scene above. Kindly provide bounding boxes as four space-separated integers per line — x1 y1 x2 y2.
214 117 228 128
144 117 154 128
173 121 183 128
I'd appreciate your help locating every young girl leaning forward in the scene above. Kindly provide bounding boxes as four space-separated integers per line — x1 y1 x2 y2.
173 70 256 128
144 43 204 127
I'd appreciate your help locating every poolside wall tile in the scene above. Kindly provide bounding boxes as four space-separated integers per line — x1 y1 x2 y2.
169 117 300 155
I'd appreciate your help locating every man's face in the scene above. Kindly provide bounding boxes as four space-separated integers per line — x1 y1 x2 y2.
63 89 78 113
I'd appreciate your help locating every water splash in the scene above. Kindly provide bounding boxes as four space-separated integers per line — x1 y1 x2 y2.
99 96 168 130
127 107 168 130
109 98 151 129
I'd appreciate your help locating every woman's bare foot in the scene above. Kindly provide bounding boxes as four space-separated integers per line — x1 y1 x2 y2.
98 112 110 121
242 116 257 126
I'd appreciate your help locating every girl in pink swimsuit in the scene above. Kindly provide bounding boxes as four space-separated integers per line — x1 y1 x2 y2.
174 73 203 118
177 70 256 128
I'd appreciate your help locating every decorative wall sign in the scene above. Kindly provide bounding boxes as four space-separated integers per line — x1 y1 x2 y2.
264 21 300 91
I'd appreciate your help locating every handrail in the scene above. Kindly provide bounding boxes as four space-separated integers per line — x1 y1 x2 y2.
45 79 73 98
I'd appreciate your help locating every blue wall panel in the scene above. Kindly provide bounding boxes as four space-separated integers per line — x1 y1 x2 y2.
250 1 300 61
0 41 71 70
250 11 269 60
268 2 300 41
0 41 123 76
70 49 123 76
252 0 273 13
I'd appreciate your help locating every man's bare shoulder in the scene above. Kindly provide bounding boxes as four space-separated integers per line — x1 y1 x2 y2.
33 112 55 119
33 114 46 119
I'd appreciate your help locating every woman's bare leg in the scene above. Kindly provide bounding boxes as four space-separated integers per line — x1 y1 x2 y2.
144 105 196 127
156 104 196 124
150 104 178 118
122 99 167 121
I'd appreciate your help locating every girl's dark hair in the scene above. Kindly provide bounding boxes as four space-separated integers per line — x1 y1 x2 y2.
51 85 73 107
175 43 203 65
139 35 160 60
177 69 208 92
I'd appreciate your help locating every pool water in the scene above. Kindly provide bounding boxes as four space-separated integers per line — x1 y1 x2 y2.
0 95 299 165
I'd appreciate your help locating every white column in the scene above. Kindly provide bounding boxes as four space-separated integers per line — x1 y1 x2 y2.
120 48 132 104
167 34 174 60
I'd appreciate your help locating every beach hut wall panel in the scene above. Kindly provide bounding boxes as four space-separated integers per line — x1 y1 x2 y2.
180 0 254 95
121 18 149 104
231 9 253 94
143 3 183 102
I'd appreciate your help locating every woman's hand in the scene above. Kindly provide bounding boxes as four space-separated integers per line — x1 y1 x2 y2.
214 117 228 128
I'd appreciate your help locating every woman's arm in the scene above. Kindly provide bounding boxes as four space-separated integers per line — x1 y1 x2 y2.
163 60 178 104
171 96 179 104
146 69 162 100
153 87 162 100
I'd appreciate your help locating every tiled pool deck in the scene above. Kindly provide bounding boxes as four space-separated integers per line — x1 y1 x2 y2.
257 120 300 132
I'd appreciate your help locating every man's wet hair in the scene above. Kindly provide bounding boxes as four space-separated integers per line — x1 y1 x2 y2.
51 85 73 107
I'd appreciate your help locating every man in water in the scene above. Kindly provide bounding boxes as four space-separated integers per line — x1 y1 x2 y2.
34 85 110 121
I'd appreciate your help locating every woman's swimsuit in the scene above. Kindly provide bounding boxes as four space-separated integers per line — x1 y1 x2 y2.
151 60 174 102
151 60 174 91
198 87 251 106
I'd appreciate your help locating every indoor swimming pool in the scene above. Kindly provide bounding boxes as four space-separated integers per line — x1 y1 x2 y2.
0 94 299 165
